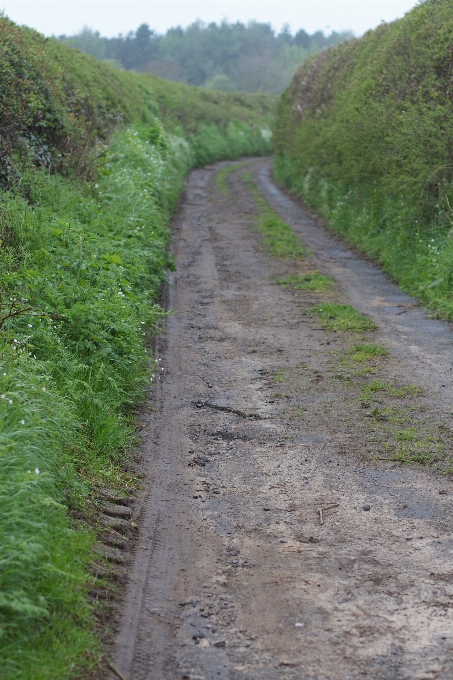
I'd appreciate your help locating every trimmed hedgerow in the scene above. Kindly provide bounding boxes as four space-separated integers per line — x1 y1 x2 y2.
0 14 274 186
273 0 453 319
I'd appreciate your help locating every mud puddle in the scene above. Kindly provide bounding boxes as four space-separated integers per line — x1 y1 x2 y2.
107 159 453 680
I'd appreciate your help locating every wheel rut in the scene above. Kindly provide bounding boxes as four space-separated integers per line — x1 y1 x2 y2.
108 159 453 680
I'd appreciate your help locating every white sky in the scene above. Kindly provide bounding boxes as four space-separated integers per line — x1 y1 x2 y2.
1 0 419 38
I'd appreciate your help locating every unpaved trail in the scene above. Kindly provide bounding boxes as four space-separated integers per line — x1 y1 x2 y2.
109 159 453 680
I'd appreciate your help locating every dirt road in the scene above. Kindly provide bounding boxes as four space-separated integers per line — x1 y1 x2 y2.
108 159 453 680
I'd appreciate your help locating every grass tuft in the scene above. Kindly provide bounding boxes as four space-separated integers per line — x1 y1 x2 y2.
272 271 334 292
347 343 388 361
361 381 423 400
307 303 377 332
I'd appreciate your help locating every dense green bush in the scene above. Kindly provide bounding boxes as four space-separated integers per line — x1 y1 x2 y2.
273 0 453 318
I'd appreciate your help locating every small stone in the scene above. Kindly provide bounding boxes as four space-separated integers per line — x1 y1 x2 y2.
363 504 371 511
214 640 226 648
406 536 413 541
263 507 271 511
295 622 304 628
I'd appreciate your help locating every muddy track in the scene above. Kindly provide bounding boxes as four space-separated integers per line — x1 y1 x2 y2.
108 158 453 680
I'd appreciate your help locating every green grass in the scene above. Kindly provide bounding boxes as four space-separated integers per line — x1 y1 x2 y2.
395 428 419 441
242 172 310 259
347 344 388 361
216 161 250 196
361 381 423 400
272 271 334 292
274 370 289 383
307 303 377 332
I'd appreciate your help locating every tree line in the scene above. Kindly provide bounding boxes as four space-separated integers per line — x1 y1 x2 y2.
58 21 352 94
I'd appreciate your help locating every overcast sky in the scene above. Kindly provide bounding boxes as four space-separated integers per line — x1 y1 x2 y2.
1 0 419 38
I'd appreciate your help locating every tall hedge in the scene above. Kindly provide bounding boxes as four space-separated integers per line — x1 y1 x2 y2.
273 0 453 317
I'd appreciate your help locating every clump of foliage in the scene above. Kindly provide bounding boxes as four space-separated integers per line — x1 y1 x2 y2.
273 0 453 320
307 303 377 332
58 21 352 94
